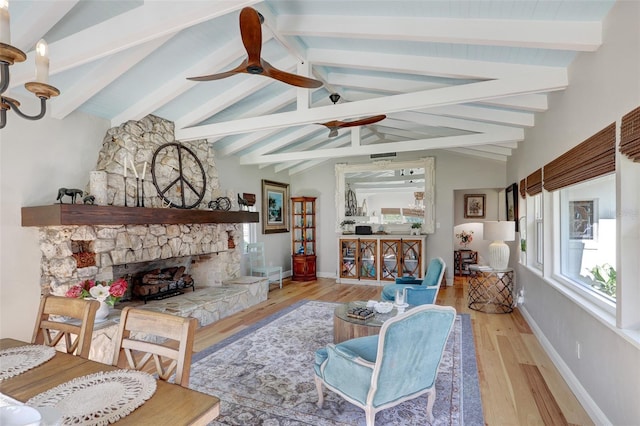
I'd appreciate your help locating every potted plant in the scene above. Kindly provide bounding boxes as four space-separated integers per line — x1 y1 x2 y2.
340 219 356 234
411 222 422 235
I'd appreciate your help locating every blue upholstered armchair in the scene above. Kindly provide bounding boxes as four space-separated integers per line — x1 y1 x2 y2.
314 305 456 425
381 257 446 305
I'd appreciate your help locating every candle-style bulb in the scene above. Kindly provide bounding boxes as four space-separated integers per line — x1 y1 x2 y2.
35 39 50 84
0 0 10 45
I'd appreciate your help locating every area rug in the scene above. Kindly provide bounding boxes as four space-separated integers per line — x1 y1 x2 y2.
190 300 484 425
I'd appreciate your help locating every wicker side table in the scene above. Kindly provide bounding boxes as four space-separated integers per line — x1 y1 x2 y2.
467 266 514 313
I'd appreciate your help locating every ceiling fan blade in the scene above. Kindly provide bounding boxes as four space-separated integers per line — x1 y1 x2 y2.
337 115 387 128
262 60 323 89
186 59 249 81
239 7 263 71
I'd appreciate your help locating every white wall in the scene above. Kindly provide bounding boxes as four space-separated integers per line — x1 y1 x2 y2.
507 1 640 423
1 103 110 340
292 151 506 280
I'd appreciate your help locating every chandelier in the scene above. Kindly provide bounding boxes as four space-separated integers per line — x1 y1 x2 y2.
0 0 60 129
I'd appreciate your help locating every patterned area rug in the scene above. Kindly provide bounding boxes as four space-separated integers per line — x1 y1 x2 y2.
190 300 484 425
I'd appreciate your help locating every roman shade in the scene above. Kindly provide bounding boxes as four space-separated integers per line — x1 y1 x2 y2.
620 106 640 162
543 123 616 191
519 178 526 198
525 169 542 195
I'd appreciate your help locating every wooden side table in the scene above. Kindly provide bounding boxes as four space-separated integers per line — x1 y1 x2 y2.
454 250 477 276
467 266 514 313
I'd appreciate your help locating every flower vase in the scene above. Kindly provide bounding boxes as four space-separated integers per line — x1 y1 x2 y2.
94 300 110 323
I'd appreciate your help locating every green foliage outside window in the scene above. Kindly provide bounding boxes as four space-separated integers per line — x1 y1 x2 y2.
587 263 616 297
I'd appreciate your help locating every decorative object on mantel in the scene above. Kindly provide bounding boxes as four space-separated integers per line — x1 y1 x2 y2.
208 196 231 211
82 195 95 205
242 193 256 207
0 1 60 129
456 230 474 248
237 194 250 211
55 188 83 204
151 142 206 209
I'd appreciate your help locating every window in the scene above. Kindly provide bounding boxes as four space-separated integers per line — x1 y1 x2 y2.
533 193 543 268
242 206 258 249
559 174 616 302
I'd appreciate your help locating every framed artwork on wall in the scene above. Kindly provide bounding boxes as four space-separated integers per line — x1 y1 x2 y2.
464 194 485 218
506 182 519 231
261 180 290 234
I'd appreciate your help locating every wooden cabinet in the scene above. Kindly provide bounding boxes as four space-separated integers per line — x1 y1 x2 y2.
291 197 316 281
340 238 377 281
380 239 423 281
454 250 477 276
339 236 426 284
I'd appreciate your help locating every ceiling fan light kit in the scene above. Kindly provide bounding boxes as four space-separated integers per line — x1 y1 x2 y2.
187 7 323 89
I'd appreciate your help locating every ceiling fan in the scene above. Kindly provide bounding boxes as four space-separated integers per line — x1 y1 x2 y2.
187 7 323 89
319 93 386 138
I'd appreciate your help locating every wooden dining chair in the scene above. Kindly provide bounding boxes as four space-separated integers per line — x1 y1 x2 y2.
112 307 197 387
31 295 100 359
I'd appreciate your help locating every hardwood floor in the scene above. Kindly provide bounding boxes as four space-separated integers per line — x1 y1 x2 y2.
193 277 593 426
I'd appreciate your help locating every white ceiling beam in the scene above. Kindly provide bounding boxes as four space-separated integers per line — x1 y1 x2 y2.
277 15 602 51
240 126 320 159
444 147 508 162
10 1 261 88
418 105 535 127
177 71 566 140
307 48 565 80
392 111 525 133
52 35 173 120
241 128 523 164
477 94 548 112
327 72 449 93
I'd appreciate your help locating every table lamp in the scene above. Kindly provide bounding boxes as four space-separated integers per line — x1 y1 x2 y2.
483 221 515 270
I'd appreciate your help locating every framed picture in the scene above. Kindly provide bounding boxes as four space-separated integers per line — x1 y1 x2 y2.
464 194 485 218
261 180 290 234
505 183 519 231
569 200 596 240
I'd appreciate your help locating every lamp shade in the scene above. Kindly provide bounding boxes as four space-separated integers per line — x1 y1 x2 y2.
483 221 515 242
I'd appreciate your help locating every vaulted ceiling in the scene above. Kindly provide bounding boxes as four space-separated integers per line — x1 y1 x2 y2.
6 0 615 174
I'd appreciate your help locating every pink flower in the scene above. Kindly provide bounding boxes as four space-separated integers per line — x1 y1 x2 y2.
109 279 128 298
65 285 84 298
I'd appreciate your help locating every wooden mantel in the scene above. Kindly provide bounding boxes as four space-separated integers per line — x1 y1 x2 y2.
21 204 259 227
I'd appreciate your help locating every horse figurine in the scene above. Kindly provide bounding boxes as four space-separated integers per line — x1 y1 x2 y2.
56 188 83 204
237 194 249 211
83 195 95 205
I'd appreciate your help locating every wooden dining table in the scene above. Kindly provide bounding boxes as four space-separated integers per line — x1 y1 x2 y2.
0 338 219 425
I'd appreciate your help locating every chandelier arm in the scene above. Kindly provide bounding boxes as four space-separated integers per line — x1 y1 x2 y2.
0 62 9 94
3 96 47 121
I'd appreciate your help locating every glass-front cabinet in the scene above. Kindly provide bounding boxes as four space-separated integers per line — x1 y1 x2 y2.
338 236 426 284
291 196 316 281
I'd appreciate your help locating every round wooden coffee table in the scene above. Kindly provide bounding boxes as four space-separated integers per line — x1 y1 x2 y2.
333 301 408 343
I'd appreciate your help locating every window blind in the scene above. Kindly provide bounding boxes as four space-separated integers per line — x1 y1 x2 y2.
543 123 615 191
519 178 526 198
526 169 542 195
620 106 640 162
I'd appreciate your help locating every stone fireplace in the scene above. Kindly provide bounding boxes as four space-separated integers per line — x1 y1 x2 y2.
33 115 248 299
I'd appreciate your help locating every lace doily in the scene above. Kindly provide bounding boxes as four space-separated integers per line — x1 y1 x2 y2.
0 345 56 380
27 370 157 426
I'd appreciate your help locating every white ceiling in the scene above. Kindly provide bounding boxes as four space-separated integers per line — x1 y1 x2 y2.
5 0 616 174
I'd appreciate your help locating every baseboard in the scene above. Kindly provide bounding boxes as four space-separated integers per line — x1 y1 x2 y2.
518 305 611 425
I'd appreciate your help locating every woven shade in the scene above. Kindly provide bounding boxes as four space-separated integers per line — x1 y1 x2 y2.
381 208 401 215
620 106 640 162
543 123 615 192
519 178 526 198
526 169 542 195
404 208 423 217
